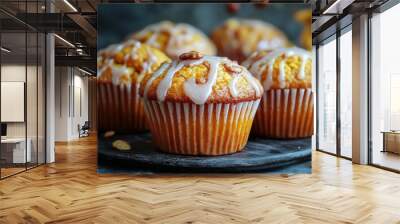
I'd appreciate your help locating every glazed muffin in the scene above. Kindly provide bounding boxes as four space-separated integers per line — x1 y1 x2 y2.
242 47 313 139
139 51 263 156
97 40 170 133
130 21 216 59
212 18 290 63
294 9 312 51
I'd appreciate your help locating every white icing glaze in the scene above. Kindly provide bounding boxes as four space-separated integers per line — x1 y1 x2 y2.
157 61 184 101
147 55 262 104
97 58 113 77
257 38 286 52
183 56 224 104
229 76 240 97
129 41 141 60
240 69 263 97
245 47 311 91
111 65 133 87
144 62 169 97
137 46 158 85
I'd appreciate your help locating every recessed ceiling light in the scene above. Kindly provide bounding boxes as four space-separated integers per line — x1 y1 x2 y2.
54 34 75 48
322 0 355 15
63 0 78 12
1 47 11 53
78 67 93 76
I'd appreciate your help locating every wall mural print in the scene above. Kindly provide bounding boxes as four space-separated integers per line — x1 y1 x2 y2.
97 3 313 174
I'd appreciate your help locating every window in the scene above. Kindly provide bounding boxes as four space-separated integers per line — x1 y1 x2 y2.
370 3 400 171
339 28 352 158
317 36 337 154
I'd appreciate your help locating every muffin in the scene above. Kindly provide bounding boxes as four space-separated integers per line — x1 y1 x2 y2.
139 51 263 155
294 10 312 51
97 40 170 133
242 47 313 139
97 44 123 73
212 18 290 63
130 21 216 59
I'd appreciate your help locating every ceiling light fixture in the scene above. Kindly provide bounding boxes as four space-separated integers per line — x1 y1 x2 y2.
63 0 78 12
322 0 342 14
1 47 11 53
78 67 93 76
54 34 75 48
322 0 355 15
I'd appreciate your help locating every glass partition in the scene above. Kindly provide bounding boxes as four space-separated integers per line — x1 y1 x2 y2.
0 1 46 179
317 36 337 154
38 32 45 165
1 30 28 178
27 31 38 169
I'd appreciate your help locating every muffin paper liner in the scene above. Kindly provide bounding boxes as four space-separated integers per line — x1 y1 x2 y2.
144 99 260 156
252 88 314 139
98 82 147 133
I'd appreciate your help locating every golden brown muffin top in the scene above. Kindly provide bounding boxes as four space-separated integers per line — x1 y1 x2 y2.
139 51 263 104
212 18 290 62
131 21 216 59
97 43 122 70
97 40 170 86
242 47 312 91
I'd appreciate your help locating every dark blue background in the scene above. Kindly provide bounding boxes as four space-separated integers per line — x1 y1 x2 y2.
98 3 310 50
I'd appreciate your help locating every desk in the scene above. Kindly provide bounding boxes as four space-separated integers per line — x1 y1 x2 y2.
382 131 400 154
1 138 31 163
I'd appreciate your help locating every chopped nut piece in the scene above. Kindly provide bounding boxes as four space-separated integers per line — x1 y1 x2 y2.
112 140 131 151
104 131 115 138
179 51 203 60
224 63 243 74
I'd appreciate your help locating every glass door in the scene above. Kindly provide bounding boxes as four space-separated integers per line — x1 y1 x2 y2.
317 36 337 154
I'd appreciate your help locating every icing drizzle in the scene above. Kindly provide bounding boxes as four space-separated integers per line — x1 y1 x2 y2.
146 55 262 105
244 47 311 91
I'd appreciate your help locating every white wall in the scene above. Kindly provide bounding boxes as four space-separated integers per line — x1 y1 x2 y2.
1 65 25 139
1 64 46 164
54 67 89 141
1 65 35 138
55 67 70 141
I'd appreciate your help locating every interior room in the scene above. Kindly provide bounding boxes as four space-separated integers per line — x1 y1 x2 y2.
0 0 400 223
0 20 46 178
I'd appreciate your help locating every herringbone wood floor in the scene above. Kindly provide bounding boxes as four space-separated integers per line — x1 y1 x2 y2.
1 135 400 224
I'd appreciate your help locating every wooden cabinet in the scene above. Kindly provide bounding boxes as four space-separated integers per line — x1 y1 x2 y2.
382 132 400 154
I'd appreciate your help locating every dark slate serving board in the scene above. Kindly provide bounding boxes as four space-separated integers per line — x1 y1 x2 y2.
98 133 311 173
